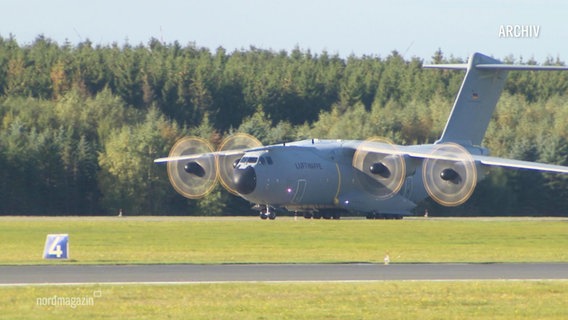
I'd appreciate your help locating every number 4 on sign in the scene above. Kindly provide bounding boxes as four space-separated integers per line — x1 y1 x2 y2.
48 236 63 257
43 234 69 259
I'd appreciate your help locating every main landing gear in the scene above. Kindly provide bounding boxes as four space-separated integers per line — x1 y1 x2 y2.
303 211 341 220
259 205 276 220
366 212 403 220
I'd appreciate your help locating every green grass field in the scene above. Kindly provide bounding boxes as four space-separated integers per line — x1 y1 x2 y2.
2 281 568 319
0 217 567 264
2 217 567 319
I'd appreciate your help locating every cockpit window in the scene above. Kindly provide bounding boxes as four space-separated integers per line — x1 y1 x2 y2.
239 156 266 165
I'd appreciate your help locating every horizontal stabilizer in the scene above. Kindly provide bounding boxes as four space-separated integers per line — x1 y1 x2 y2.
477 64 568 71
423 64 468 70
424 63 568 71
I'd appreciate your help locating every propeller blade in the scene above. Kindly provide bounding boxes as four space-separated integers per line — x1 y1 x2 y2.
217 133 263 195
352 137 406 199
422 143 477 206
166 137 217 199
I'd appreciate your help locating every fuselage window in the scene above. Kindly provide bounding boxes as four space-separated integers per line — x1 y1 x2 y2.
259 157 266 165
265 156 273 165
247 157 258 164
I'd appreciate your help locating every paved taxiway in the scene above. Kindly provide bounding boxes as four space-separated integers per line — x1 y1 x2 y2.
1 263 567 285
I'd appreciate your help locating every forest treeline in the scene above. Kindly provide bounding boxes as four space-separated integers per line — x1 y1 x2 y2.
1 35 567 216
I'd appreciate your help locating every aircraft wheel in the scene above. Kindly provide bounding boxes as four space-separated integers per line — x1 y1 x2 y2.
260 214 268 220
304 212 313 219
322 212 332 220
268 212 276 220
313 212 322 219
332 212 341 220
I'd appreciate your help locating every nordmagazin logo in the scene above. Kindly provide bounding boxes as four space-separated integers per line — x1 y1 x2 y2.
36 290 101 309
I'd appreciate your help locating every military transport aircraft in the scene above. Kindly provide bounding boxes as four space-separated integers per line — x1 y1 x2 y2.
155 52 568 219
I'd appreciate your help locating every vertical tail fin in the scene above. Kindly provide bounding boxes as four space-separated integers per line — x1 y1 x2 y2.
425 53 507 146
425 52 568 147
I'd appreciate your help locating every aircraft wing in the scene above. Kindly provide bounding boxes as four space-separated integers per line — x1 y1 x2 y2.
154 149 246 163
354 141 568 174
404 147 568 174
473 155 568 174
153 145 275 163
155 153 211 163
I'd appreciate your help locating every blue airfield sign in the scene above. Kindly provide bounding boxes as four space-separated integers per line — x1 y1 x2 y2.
43 234 69 259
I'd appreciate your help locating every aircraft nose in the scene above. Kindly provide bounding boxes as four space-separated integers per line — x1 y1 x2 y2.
233 166 256 195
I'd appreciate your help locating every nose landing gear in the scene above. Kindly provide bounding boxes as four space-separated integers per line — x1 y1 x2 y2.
259 205 276 220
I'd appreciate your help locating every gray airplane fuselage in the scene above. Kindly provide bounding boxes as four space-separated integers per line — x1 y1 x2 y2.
233 139 430 215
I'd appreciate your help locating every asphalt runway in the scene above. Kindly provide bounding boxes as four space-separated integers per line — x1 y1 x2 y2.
1 263 567 285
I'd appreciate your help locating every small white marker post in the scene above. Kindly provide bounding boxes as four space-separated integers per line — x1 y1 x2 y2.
43 234 69 260
384 253 390 265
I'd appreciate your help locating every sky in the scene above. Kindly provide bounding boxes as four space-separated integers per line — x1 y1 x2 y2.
3 0 568 62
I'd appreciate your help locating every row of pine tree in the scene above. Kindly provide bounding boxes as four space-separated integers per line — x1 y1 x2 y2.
1 35 567 216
